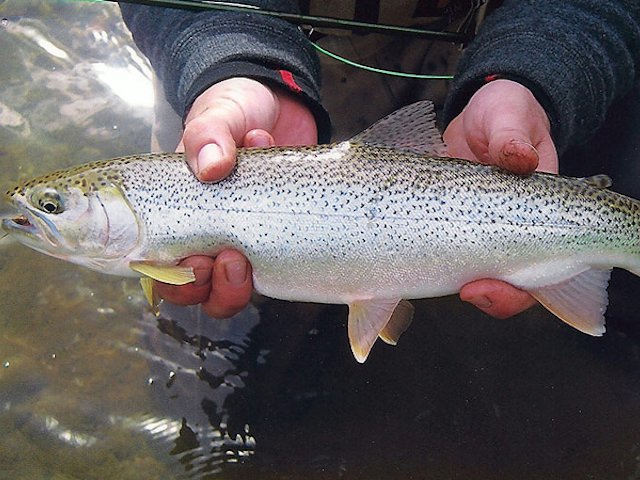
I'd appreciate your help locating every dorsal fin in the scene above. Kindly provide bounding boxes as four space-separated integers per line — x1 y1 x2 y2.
349 100 448 156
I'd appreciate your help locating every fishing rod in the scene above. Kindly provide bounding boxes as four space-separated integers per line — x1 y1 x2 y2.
101 0 463 79
109 0 471 44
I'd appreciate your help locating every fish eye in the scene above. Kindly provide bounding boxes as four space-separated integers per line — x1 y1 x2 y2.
31 188 65 214
41 199 61 214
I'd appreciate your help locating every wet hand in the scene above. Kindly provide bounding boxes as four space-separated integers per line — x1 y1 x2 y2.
156 78 317 318
443 79 559 319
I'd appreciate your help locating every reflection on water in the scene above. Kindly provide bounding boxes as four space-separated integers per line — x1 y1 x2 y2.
2 1 640 479
0 0 152 191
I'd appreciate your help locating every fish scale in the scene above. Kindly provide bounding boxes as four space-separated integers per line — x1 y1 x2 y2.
4 101 640 362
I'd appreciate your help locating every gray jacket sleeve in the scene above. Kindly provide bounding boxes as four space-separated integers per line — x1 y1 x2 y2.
443 0 640 154
119 2 331 142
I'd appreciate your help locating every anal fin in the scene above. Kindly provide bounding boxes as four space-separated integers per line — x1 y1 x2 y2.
378 299 415 345
348 298 414 363
529 268 611 336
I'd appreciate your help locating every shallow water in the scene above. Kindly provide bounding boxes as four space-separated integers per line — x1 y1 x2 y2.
2 2 640 479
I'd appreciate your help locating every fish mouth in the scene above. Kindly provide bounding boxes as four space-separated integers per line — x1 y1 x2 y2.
2 213 38 236
11 215 31 227
2 209 60 249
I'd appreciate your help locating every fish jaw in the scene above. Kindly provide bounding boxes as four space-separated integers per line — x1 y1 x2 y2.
2 197 65 253
2 214 36 237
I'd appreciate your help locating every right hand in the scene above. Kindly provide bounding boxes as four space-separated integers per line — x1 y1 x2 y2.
155 77 318 318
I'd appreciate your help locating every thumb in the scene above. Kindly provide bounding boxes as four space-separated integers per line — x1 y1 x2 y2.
457 79 558 175
487 129 540 175
180 78 280 182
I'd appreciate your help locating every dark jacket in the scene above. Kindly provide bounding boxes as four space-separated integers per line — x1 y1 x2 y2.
120 1 640 153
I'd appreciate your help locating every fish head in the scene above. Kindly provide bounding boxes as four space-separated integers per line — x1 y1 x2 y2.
2 164 140 270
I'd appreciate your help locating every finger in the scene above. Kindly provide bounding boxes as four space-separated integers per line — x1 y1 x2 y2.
531 137 558 174
452 80 559 175
460 279 537 319
244 128 275 148
154 256 214 306
486 128 558 175
181 78 281 182
202 250 253 318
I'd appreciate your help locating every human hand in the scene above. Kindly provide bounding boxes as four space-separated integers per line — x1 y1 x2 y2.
443 79 558 319
156 77 318 318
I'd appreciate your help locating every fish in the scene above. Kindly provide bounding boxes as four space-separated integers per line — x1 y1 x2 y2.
3 101 640 362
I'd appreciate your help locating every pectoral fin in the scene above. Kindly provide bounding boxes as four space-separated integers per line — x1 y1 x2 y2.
529 268 611 336
139 277 160 316
348 298 414 363
131 261 195 317
129 261 196 285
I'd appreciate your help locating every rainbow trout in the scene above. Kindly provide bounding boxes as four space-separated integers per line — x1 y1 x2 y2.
3 101 640 362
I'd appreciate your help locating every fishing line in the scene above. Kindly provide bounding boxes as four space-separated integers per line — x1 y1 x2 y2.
309 42 454 80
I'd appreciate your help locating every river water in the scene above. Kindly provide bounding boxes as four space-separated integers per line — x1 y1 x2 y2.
1 2 640 479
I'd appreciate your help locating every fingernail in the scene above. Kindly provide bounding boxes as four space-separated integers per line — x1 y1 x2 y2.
224 259 248 285
467 295 492 309
510 139 540 160
197 143 223 175
250 132 273 148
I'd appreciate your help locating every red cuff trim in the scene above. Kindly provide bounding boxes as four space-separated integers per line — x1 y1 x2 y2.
484 73 501 83
278 70 303 93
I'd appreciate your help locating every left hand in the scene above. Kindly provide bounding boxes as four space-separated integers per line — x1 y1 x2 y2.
443 79 558 319
155 78 317 318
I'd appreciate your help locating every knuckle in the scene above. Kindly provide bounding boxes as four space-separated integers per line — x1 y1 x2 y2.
183 115 214 142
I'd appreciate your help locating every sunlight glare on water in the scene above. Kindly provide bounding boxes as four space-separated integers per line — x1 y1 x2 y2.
91 61 154 108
